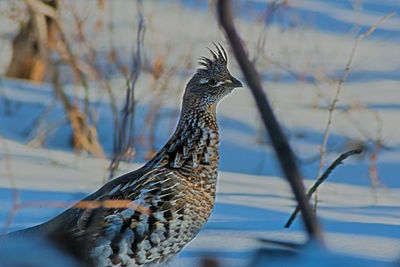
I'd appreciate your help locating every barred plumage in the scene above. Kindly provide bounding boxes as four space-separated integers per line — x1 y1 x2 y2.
8 44 242 266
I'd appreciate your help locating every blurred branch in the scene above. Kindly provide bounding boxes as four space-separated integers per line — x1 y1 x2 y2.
23 0 106 159
24 98 58 137
51 15 91 116
254 0 287 63
0 137 20 235
284 148 363 228
104 1 122 132
5 0 58 81
51 64 104 158
25 0 58 18
27 117 68 148
0 78 11 115
217 0 323 243
108 0 145 178
269 59 387 153
314 11 395 209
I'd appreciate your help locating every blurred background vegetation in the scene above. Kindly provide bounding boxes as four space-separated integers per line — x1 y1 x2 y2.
0 0 397 187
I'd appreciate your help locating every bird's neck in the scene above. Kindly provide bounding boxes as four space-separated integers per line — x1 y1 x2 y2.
146 105 220 174
178 102 218 131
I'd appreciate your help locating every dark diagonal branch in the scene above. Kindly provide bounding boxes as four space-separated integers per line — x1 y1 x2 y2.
284 148 363 228
217 0 323 243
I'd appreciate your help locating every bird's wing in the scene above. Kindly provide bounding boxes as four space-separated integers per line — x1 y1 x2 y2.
45 168 185 265
8 165 150 238
34 166 151 232
65 168 187 265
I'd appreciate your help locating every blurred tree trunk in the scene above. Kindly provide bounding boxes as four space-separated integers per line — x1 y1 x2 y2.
5 0 58 82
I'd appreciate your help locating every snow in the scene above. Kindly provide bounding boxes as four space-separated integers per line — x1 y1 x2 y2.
1 0 400 266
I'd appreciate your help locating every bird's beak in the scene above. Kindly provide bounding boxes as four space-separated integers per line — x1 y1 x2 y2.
227 76 243 88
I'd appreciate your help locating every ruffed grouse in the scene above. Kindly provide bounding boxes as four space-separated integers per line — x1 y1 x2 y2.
8 44 242 266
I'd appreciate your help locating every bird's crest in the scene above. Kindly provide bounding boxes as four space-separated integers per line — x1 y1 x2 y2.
198 43 228 74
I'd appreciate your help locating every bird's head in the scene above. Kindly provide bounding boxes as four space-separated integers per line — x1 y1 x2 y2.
184 44 243 109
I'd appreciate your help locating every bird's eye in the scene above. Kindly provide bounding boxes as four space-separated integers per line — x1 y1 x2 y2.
208 79 217 86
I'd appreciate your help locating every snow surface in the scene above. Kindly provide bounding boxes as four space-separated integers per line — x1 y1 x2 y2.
0 0 400 266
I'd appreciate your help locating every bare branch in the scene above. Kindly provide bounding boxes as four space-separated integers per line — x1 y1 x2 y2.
314 11 395 208
217 0 323 243
25 0 58 19
284 148 363 228
108 0 145 178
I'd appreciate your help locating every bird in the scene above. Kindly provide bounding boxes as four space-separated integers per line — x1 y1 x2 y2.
7 44 243 266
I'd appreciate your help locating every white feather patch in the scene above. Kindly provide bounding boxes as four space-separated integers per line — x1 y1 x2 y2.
200 78 208 84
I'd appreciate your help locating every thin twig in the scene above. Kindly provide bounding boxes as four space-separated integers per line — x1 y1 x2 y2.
25 0 106 158
314 11 395 209
127 0 145 148
105 0 122 133
267 58 385 148
27 117 68 147
217 0 323 243
24 98 58 136
0 136 20 235
254 0 285 63
27 0 91 115
284 148 363 228
108 0 145 179
0 77 11 115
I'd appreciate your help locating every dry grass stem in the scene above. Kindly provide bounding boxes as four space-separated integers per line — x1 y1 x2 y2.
314 11 395 209
0 137 20 235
